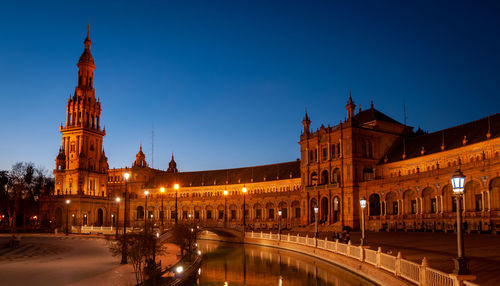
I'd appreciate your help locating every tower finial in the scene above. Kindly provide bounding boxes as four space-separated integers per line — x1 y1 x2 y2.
87 23 90 38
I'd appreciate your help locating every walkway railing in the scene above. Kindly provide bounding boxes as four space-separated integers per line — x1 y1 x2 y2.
245 231 478 286
72 226 135 234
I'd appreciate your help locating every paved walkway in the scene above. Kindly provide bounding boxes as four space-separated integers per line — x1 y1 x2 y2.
0 234 179 286
314 231 500 285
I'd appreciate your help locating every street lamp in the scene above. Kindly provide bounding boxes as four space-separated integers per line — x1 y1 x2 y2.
144 190 149 233
115 197 120 239
121 172 130 264
278 210 282 240
359 197 367 246
174 184 179 224
242 187 247 231
160 187 165 228
223 190 228 226
65 199 70 236
451 169 471 275
314 206 319 238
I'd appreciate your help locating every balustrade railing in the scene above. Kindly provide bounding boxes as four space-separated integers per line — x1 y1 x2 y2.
245 231 478 286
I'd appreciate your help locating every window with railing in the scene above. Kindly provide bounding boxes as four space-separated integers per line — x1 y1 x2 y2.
475 195 482 211
411 200 417 214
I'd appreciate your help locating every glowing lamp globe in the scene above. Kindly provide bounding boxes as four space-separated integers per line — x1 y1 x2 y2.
360 197 367 209
451 169 465 195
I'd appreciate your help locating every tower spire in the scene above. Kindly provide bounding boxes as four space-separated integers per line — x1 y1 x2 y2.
302 107 311 134
346 89 356 120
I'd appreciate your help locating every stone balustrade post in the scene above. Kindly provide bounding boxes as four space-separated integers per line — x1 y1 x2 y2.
347 240 352 256
376 247 382 268
359 245 364 261
260 231 263 238
287 233 290 242
419 257 428 286
335 239 339 252
395 251 402 276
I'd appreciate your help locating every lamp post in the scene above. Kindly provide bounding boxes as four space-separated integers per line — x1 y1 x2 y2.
278 210 282 240
314 206 319 238
174 184 179 224
121 172 130 264
451 169 471 275
144 190 149 233
242 187 247 231
223 190 228 226
160 187 165 228
115 197 120 239
65 199 70 236
359 197 367 246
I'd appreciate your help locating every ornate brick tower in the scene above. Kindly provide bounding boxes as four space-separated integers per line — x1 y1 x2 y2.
54 26 108 196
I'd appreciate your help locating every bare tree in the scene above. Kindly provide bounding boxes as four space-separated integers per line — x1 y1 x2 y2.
109 232 165 285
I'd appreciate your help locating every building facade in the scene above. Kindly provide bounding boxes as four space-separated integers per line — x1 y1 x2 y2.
40 31 500 234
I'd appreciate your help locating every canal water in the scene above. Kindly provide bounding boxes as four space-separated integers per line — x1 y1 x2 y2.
194 240 377 286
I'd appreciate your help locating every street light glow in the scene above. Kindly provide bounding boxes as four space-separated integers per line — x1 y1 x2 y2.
174 183 179 190
66 199 70 204
123 172 130 180
360 197 367 209
160 187 165 193
314 207 318 214
242 187 247 193
176 266 183 273
116 197 120 202
223 190 228 196
451 169 465 195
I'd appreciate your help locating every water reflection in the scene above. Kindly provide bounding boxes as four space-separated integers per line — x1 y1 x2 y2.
197 240 376 286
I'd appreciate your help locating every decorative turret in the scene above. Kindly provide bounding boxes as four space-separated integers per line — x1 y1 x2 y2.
77 24 95 90
134 145 148 168
99 149 109 172
346 90 356 120
55 147 66 170
167 153 179 173
302 109 311 134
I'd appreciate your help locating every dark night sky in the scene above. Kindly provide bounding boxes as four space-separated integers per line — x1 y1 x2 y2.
0 1 498 173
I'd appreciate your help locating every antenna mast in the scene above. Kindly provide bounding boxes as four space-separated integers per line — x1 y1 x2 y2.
151 124 154 168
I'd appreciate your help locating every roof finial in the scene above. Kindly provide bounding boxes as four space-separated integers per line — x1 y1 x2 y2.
441 130 445 151
487 115 491 139
171 152 174 160
87 22 90 38
371 100 374 109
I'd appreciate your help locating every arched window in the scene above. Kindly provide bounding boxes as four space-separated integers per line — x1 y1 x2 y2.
136 206 144 219
369 194 381 216
310 172 318 185
321 170 329 185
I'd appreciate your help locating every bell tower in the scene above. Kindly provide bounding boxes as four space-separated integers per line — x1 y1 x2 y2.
54 26 108 197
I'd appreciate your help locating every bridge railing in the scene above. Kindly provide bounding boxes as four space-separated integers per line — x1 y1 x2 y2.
72 226 135 234
245 231 478 286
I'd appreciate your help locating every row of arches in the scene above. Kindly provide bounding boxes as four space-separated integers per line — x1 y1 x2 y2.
133 200 303 222
310 168 341 185
309 196 341 224
366 177 500 217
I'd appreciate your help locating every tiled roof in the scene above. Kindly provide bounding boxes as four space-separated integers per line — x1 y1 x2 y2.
354 108 402 125
145 160 301 189
382 113 499 163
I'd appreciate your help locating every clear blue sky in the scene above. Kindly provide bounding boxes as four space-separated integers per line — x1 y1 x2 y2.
0 1 498 173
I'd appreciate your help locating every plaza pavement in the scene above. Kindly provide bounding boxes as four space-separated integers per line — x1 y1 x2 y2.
308 231 500 286
0 234 179 286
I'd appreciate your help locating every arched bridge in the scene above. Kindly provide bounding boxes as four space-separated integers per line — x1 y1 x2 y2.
198 222 245 242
